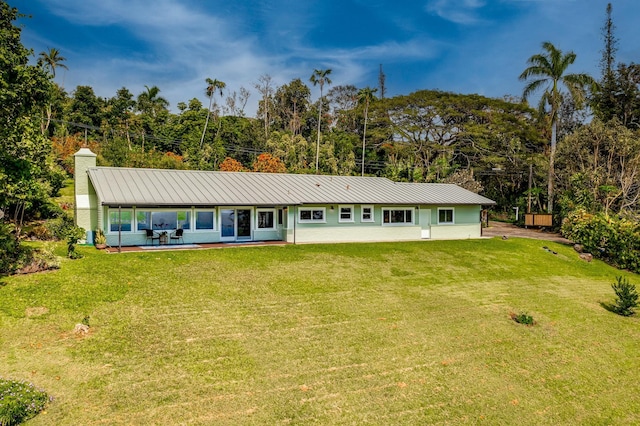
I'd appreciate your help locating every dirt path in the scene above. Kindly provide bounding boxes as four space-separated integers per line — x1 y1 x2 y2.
482 221 573 245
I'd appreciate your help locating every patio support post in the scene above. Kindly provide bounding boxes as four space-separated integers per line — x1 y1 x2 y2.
118 205 122 253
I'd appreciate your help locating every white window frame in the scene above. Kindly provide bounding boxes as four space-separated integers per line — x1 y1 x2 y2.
338 205 354 223
361 205 374 222
298 207 326 223
381 207 415 226
256 208 276 230
108 209 134 234
194 209 216 232
437 207 455 225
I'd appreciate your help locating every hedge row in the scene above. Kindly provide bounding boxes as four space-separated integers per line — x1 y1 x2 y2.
562 210 640 273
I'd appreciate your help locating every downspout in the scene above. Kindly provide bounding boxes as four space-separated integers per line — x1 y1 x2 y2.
293 206 296 245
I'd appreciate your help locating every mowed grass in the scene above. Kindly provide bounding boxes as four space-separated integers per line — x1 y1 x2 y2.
1 238 639 425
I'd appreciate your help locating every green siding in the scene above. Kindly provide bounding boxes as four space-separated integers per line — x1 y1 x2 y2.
74 149 98 242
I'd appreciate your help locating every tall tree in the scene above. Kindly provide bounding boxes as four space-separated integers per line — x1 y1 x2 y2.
254 74 275 140
104 87 136 149
592 3 619 122
519 41 595 213
310 69 332 173
68 85 103 130
200 78 226 149
0 3 61 236
136 85 169 151
327 85 358 133
272 78 311 135
37 47 68 134
357 87 377 176
38 47 68 79
378 64 386 99
556 119 640 216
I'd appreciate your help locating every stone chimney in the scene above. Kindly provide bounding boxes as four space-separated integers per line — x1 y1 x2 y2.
74 148 97 243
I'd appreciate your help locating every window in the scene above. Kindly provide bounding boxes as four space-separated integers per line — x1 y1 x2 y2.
177 211 191 230
152 211 177 231
257 209 275 229
136 210 192 232
148 211 191 231
195 210 215 230
361 205 374 222
438 208 454 224
338 205 354 223
298 207 326 223
382 208 414 225
136 211 151 231
109 210 132 232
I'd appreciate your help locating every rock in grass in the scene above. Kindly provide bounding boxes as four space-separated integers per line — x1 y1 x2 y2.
574 244 584 253
73 323 89 335
579 253 593 262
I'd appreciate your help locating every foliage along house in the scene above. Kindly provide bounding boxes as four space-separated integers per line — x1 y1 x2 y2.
74 148 495 247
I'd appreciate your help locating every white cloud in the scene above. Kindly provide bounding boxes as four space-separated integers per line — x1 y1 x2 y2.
425 0 487 24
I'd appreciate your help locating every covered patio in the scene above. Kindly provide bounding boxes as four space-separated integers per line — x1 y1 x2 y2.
100 240 289 253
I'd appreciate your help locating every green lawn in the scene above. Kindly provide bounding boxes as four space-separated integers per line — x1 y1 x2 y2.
1 238 639 425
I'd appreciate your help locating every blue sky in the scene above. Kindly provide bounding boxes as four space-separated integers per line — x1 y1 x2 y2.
12 0 640 115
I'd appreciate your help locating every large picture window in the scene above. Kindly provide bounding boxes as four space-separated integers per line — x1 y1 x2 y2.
195 210 215 230
438 208 454 225
338 205 354 223
257 209 275 229
109 210 132 232
382 208 414 225
136 210 191 231
298 207 326 223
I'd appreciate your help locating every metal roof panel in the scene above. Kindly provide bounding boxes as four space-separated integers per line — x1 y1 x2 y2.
87 168 495 207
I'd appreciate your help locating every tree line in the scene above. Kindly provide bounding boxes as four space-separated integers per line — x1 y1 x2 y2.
2 1 640 250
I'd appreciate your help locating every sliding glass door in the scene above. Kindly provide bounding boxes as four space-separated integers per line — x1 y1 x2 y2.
220 208 252 241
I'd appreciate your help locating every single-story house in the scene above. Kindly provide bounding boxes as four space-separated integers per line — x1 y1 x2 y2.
74 148 495 246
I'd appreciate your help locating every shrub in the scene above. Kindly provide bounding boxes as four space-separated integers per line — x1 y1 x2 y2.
610 276 639 317
0 224 34 276
562 210 640 273
25 223 53 241
510 312 535 325
94 228 106 245
45 215 75 241
0 378 51 425
66 231 84 259
44 215 85 259
15 243 60 274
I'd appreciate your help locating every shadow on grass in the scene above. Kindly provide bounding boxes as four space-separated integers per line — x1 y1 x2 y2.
599 301 636 317
600 301 617 314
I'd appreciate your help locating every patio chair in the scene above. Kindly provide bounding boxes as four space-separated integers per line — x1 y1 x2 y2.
170 228 184 244
145 229 161 245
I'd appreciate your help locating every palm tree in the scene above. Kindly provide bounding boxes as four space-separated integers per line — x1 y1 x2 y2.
38 47 68 78
519 41 595 213
200 78 226 149
137 85 169 118
136 85 169 152
357 87 377 176
310 69 332 173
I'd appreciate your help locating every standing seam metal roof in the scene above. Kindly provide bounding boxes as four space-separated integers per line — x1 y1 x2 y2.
87 167 496 207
